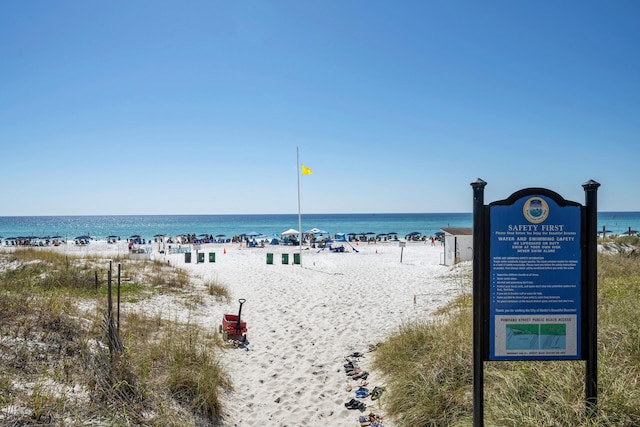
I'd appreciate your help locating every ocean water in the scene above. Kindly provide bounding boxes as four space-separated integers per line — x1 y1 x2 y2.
0 212 639 242
0 213 471 241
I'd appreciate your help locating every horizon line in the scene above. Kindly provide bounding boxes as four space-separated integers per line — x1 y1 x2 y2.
1 210 640 218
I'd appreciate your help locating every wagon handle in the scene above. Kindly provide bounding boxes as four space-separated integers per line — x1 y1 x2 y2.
235 298 246 334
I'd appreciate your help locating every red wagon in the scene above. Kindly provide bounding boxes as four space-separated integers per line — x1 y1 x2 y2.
220 298 247 341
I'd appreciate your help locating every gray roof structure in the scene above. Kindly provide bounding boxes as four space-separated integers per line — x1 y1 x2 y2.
440 227 473 236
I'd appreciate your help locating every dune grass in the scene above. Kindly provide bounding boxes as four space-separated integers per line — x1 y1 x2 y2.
0 248 232 426
373 240 640 427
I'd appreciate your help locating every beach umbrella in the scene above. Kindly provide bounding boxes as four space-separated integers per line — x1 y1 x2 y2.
435 231 445 237
216 234 226 237
622 229 639 235
246 231 262 237
153 234 166 237
387 232 398 235
406 231 422 240
75 235 91 240
281 228 300 236
304 228 328 234
376 233 387 238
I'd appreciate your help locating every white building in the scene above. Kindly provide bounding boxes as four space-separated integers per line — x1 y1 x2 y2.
441 227 473 266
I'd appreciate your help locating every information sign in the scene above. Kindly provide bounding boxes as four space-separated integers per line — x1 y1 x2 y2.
489 195 581 360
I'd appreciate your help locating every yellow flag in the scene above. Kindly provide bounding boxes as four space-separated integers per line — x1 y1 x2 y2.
301 164 312 175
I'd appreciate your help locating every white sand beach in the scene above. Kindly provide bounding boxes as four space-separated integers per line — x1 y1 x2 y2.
34 240 470 426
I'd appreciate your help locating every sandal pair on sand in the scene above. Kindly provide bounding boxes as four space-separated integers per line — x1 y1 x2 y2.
359 412 384 426
345 398 366 411
352 370 369 380
355 386 369 398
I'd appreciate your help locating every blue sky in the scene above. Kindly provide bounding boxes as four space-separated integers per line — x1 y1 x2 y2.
1 1 639 215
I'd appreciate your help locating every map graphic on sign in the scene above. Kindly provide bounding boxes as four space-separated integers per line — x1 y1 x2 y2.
505 323 567 351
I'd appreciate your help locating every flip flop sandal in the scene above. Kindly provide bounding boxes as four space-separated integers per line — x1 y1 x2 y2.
344 399 367 411
370 386 385 400
347 368 362 376
352 371 369 380
367 412 381 421
344 398 358 409
345 399 367 411
355 387 370 398
344 363 355 372
344 361 357 369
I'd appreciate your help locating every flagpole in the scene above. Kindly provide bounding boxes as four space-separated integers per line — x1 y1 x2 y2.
297 147 303 267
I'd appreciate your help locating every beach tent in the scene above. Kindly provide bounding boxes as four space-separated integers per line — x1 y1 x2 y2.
280 228 300 245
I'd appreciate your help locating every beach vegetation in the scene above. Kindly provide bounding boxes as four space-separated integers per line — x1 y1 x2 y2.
373 242 640 427
206 275 231 302
141 258 192 289
0 249 232 426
